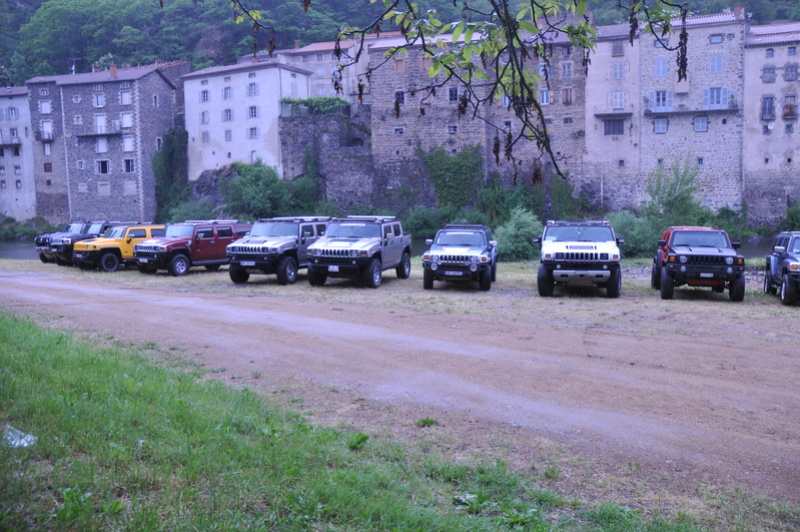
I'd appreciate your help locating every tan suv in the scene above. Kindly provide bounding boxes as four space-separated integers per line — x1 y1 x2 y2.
73 224 165 272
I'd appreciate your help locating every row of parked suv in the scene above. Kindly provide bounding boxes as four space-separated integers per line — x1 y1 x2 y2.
31 217 800 305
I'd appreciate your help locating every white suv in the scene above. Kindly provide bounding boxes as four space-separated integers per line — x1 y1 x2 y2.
534 220 624 298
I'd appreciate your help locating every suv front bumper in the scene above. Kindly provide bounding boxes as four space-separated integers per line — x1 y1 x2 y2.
542 261 618 286
423 262 489 281
664 263 744 285
228 253 281 273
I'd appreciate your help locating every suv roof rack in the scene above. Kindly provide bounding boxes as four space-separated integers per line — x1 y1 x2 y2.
182 219 240 224
257 216 330 223
546 220 610 226
340 215 398 223
443 223 489 230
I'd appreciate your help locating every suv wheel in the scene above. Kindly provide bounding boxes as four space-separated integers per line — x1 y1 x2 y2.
537 264 554 297
659 266 674 300
308 265 327 286
763 269 777 295
729 275 745 302
650 262 661 290
423 268 434 290
99 251 120 272
39 253 49 263
229 264 250 284
395 251 411 279
607 268 621 298
276 256 298 285
492 262 497 282
479 267 492 291
168 254 191 276
363 258 382 288
780 275 798 306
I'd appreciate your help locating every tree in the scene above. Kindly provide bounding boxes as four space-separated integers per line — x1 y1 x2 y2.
230 0 691 218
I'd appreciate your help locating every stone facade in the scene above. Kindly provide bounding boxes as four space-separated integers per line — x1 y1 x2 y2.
0 86 36 220
26 62 188 224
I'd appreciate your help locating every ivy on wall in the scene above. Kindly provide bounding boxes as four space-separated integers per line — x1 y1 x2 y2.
419 145 483 210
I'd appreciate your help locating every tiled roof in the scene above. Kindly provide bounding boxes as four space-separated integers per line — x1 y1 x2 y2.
597 23 637 39
671 11 746 27
0 86 27 97
27 61 187 86
181 61 311 80
745 21 800 46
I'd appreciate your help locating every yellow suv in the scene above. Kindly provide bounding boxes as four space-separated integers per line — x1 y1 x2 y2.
73 224 165 272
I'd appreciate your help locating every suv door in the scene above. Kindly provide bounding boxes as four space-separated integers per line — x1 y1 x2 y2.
769 235 789 282
298 224 316 266
382 223 402 266
191 226 217 262
122 228 149 258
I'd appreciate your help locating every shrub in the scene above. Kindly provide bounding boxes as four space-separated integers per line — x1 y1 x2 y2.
495 208 542 262
402 206 490 239
166 199 215 222
779 202 800 231
420 145 483 211
608 211 661 258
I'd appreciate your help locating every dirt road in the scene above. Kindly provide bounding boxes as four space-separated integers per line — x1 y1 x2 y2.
1 263 799 506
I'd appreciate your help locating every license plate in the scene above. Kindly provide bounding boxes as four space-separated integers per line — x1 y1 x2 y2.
138 258 149 263
241 261 255 267
700 272 714 278
328 265 340 272
444 271 463 276
74 253 84 259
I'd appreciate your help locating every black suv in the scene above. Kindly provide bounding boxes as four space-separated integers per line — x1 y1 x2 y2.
421 224 497 291
50 220 124 266
34 222 74 263
763 231 800 306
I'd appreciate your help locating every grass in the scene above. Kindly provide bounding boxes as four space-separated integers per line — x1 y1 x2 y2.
0 312 714 531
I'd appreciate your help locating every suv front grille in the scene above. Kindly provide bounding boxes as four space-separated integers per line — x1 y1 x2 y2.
136 245 161 254
317 249 352 258
557 252 603 261
440 254 471 263
228 245 265 254
685 255 729 265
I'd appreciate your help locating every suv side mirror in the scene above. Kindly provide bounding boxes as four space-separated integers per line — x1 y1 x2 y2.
617 237 625 245
774 245 786 254
732 241 741 249
425 238 433 246
489 240 497 248
657 239 667 247
533 237 542 246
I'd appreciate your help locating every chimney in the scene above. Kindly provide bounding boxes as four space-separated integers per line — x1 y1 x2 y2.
110 63 117 79
733 3 741 17
93 63 100 72
295 40 300 48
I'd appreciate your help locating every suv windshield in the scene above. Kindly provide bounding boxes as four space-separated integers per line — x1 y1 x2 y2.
87 223 106 234
672 230 729 247
66 223 86 233
165 225 196 238
435 231 484 247
326 222 381 238
544 225 613 242
250 222 296 237
105 226 127 238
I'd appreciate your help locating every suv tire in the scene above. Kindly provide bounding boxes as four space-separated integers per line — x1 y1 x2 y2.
607 268 621 298
729 275 745 302
276 256 298 285
537 264 554 297
99 251 120 272
423 268 434 290
308 265 327 286
651 262 661 289
659 266 674 300
363 258 382 288
229 264 250 284
780 275 797 306
395 251 411 279
763 269 777 295
479 267 492 291
169 254 191 277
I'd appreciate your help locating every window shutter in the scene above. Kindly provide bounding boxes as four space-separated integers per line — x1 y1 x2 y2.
647 91 655 111
666 91 674 111
703 88 709 109
721 87 729 108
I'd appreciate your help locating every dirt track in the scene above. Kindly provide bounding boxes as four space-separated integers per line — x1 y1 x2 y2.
1 263 799 506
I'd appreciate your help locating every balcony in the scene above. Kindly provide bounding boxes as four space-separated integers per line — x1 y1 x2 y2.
593 104 633 119
73 122 122 137
35 130 56 142
0 136 21 147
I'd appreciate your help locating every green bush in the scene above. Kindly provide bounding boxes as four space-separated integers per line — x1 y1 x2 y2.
402 206 490 239
0 216 57 240
608 210 661 258
166 199 215 223
420 145 483 211
494 208 543 262
779 202 800 231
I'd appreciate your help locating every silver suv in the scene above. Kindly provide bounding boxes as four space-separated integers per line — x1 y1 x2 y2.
534 220 624 298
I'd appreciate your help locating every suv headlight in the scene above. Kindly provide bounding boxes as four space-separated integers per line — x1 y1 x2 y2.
430 254 440 263
789 262 799 271
725 257 734 265
349 249 358 258
470 255 479 263
679 255 688 263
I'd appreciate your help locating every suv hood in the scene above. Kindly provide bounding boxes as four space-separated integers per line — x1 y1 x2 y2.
232 235 295 248
429 244 486 256
311 237 380 252
137 236 189 247
671 244 737 256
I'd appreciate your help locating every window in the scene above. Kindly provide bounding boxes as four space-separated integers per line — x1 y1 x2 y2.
223 87 232 99
152 95 158 107
420 56 433 72
788 124 795 134
222 109 233 121
40 101 51 114
44 162 52 172
120 91 132 105
561 62 573 79
709 54 723 73
611 40 624 57
604 119 624 135
316 53 323 61
612 91 625 110
394 127 404 136
654 117 668 133
394 58 406 74
315 66 324 77
0 180 4 188
7 107 17 120
563 116 573 124
156 137 163 150
201 80 208 85
611 61 625 79
98 182 110 196
121 81 130 88
784 95 796 119
0 166 4 176
93 93 105 107
123 136 134 151
655 57 668 77
121 112 132 128
785 64 798 82
654 38 669 48
561 87 573 105
762 66 776 83
201 131 210 142
39 88 49 96
248 106 258 119
449 87 459 102
652 90 673 112
124 159 135 172
77 160 85 170
761 96 775 119
694 115 708 132
44 143 51 156
766 48 774 58
224 130 232 141
709 34 724 44
72 95 81 103
536 65 550 78
200 90 210 102
790 47 797 56
96 137 108 153
96 160 109 174
247 83 259 96
447 124 457 134
502 94 512 108
704 87 730 110
562 45 572 57
301 55 308 62
15 179 21 189
248 127 259 139
697 157 704 166
73 114 82 125
200 111 209 124
93 84 102 91
539 89 550 105
394 90 405 105
618 160 625 168
315 86 326 96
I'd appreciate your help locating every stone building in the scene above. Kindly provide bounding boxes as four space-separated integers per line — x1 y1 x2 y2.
0 86 36 220
743 21 800 225
26 61 188 224
183 61 311 182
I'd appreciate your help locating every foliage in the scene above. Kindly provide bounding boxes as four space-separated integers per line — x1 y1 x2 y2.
165 199 214 223
419 145 483 211
0 216 57 240
641 155 709 228
281 96 350 115
494 207 543 262
152 128 190 223
608 210 661 258
779 202 800 232
402 205 489 239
